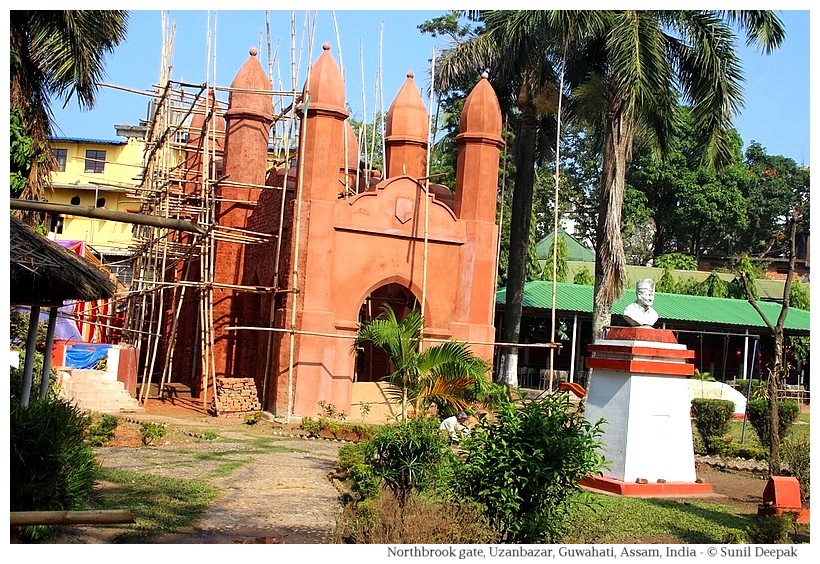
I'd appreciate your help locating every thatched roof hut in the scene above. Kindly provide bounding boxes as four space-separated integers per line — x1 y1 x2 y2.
10 214 115 306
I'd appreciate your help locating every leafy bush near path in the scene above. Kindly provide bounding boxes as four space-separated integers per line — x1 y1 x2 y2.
10 397 100 542
453 392 608 543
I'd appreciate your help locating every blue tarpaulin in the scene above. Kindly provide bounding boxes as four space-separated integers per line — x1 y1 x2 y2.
64 344 111 370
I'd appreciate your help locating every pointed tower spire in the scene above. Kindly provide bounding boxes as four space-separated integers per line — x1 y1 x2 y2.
455 72 504 221
384 71 429 179
297 43 349 200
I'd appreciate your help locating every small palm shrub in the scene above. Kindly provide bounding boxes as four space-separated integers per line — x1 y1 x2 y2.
745 398 800 452
691 398 735 455
10 397 100 542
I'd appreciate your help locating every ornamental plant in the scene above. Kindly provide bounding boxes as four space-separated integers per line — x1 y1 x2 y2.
452 392 607 543
690 398 735 455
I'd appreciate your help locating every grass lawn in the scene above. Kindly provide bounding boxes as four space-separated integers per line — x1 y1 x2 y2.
564 493 753 544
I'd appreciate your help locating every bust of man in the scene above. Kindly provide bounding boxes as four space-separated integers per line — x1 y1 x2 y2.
622 278 659 327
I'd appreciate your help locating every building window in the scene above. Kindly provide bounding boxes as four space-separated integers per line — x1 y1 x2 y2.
53 148 67 172
49 213 64 234
84 150 106 173
96 197 106 208
70 195 81 205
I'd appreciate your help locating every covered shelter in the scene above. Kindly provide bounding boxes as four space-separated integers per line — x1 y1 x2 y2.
495 280 811 393
10 214 115 406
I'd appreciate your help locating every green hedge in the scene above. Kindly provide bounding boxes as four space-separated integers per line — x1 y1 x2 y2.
691 398 735 455
745 398 800 452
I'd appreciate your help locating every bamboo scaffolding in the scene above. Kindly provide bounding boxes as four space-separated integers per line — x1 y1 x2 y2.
227 325 561 349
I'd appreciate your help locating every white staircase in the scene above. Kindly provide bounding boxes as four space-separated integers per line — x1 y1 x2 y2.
59 369 145 414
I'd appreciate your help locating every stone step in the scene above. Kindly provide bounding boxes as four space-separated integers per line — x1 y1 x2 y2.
59 368 144 414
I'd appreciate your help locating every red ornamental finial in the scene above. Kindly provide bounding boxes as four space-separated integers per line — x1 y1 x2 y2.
323 42 331 51
481 71 489 79
407 71 414 79
249 47 257 57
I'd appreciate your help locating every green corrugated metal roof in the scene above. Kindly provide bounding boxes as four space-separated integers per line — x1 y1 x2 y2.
536 229 596 262
549 261 806 301
496 280 810 334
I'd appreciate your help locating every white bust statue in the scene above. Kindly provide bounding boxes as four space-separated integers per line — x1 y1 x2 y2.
622 278 659 327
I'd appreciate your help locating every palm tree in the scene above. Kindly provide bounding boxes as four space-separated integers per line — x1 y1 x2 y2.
354 304 491 421
570 10 785 339
434 10 785 353
435 11 601 387
10 10 129 204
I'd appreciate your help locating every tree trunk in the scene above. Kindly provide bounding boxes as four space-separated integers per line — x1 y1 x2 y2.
592 100 633 340
766 211 799 475
498 105 539 386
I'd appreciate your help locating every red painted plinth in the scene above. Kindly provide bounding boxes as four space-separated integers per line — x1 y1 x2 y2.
586 326 694 377
580 475 713 497
758 476 810 523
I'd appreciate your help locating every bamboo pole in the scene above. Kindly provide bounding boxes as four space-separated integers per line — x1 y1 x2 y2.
227 325 561 349
548 43 569 394
11 510 136 526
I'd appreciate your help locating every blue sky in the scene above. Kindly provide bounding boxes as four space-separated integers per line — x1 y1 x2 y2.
50 8 811 166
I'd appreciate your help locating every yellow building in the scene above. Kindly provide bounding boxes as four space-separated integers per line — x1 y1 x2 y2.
47 125 146 282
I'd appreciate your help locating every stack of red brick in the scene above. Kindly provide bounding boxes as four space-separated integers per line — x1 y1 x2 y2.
210 377 262 417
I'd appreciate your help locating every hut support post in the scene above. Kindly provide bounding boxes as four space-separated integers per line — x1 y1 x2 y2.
39 306 59 399
20 305 41 407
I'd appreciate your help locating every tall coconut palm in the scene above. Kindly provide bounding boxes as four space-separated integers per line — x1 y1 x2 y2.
435 11 603 387
434 10 785 354
572 10 785 339
354 304 491 421
10 10 129 204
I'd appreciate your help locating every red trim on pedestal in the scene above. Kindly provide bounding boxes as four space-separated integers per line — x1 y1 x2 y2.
580 475 713 497
607 326 678 342
586 357 695 376
589 344 695 359
586 326 695 376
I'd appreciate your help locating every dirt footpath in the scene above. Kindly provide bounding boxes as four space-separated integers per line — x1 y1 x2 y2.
52 400 344 544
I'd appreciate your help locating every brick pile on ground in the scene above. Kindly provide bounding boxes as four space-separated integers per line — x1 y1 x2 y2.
210 377 262 417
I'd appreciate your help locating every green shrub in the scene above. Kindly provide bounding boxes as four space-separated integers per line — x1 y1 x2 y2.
746 399 800 452
747 513 796 544
243 411 262 425
732 379 765 400
9 350 59 404
139 422 167 445
348 462 381 500
691 398 735 455
201 429 219 441
453 392 607 543
721 528 750 544
369 416 453 505
782 439 810 503
725 443 767 461
319 417 342 439
337 441 380 500
338 441 374 472
299 416 322 437
10 397 100 542
87 414 119 446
